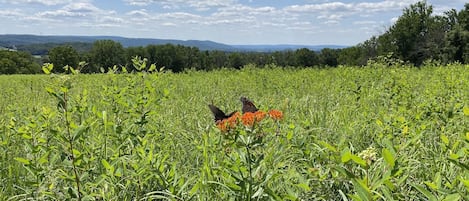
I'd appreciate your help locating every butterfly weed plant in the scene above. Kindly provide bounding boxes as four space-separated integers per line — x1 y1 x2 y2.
203 104 311 200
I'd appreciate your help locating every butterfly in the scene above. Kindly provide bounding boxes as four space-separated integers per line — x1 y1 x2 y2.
208 104 237 123
240 96 258 113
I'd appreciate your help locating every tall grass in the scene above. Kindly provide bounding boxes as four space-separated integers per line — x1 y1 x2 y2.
0 61 468 200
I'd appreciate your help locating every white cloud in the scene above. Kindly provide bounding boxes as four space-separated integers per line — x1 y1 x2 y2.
0 0 71 6
0 9 24 18
37 2 113 19
124 0 236 10
284 0 419 13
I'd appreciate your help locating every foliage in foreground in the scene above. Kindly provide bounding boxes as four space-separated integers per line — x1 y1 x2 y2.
0 60 468 200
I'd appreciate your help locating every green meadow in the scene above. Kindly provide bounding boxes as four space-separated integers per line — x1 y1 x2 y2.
0 60 468 200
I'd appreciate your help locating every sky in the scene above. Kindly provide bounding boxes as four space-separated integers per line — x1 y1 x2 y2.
0 0 466 46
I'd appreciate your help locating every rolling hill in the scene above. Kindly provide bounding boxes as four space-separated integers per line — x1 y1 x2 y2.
0 34 346 53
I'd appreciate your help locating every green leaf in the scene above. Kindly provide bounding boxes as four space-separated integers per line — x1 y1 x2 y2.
440 134 449 145
149 64 157 72
460 179 469 189
296 183 311 191
42 63 53 74
38 152 49 164
412 184 437 201
442 193 460 201
463 106 469 116
286 130 293 140
73 125 89 140
382 148 395 168
319 140 337 152
424 181 438 190
351 154 367 167
341 151 352 163
376 119 383 126
101 159 113 172
352 178 372 201
14 157 30 165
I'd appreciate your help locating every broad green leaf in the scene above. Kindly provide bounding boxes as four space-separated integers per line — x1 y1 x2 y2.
461 179 469 189
101 159 114 174
42 63 53 74
296 183 311 191
424 181 438 190
376 119 383 126
38 152 49 164
412 184 437 201
341 151 352 163
449 153 459 160
382 148 395 168
319 140 337 152
72 149 81 157
14 157 30 165
402 125 409 134
442 193 460 201
351 154 367 167
352 178 372 201
287 131 293 140
149 64 157 72
463 106 469 116
440 134 449 145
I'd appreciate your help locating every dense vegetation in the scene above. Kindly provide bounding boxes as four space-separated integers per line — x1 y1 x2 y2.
1 1 468 74
0 59 467 200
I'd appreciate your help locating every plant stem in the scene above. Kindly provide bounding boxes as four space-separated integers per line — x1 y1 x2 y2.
63 91 82 201
245 143 252 201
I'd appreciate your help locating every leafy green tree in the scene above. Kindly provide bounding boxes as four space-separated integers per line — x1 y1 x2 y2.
88 40 125 73
443 4 469 63
48 45 79 73
379 1 438 65
338 46 365 66
228 52 246 69
295 48 318 67
0 50 41 74
319 48 339 67
208 50 228 69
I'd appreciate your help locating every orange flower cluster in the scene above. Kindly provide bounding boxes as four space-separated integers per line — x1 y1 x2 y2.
268 109 283 120
241 111 266 127
216 112 240 132
215 110 282 131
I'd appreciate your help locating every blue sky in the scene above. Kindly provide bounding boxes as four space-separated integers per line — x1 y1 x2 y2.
0 0 466 46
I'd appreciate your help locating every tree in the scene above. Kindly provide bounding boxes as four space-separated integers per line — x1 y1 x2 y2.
295 48 318 67
228 52 246 69
88 40 125 73
338 46 365 66
0 50 41 74
380 1 437 65
319 48 339 67
443 4 469 63
48 45 79 73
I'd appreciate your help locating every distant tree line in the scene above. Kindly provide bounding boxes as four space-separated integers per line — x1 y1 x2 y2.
0 1 467 74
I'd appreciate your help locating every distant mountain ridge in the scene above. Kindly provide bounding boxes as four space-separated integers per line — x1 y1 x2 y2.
0 34 346 52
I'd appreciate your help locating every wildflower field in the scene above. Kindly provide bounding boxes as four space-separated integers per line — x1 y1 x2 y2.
0 59 468 200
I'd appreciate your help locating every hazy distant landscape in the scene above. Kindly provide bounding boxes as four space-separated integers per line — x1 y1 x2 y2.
0 34 346 53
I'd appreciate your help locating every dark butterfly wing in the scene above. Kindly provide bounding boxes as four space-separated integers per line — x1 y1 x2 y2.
240 97 258 113
208 104 227 122
209 104 236 122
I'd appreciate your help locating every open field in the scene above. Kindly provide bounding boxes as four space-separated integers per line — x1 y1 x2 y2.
0 62 468 200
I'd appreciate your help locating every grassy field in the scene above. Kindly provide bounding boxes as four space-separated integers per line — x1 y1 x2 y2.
0 60 468 200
